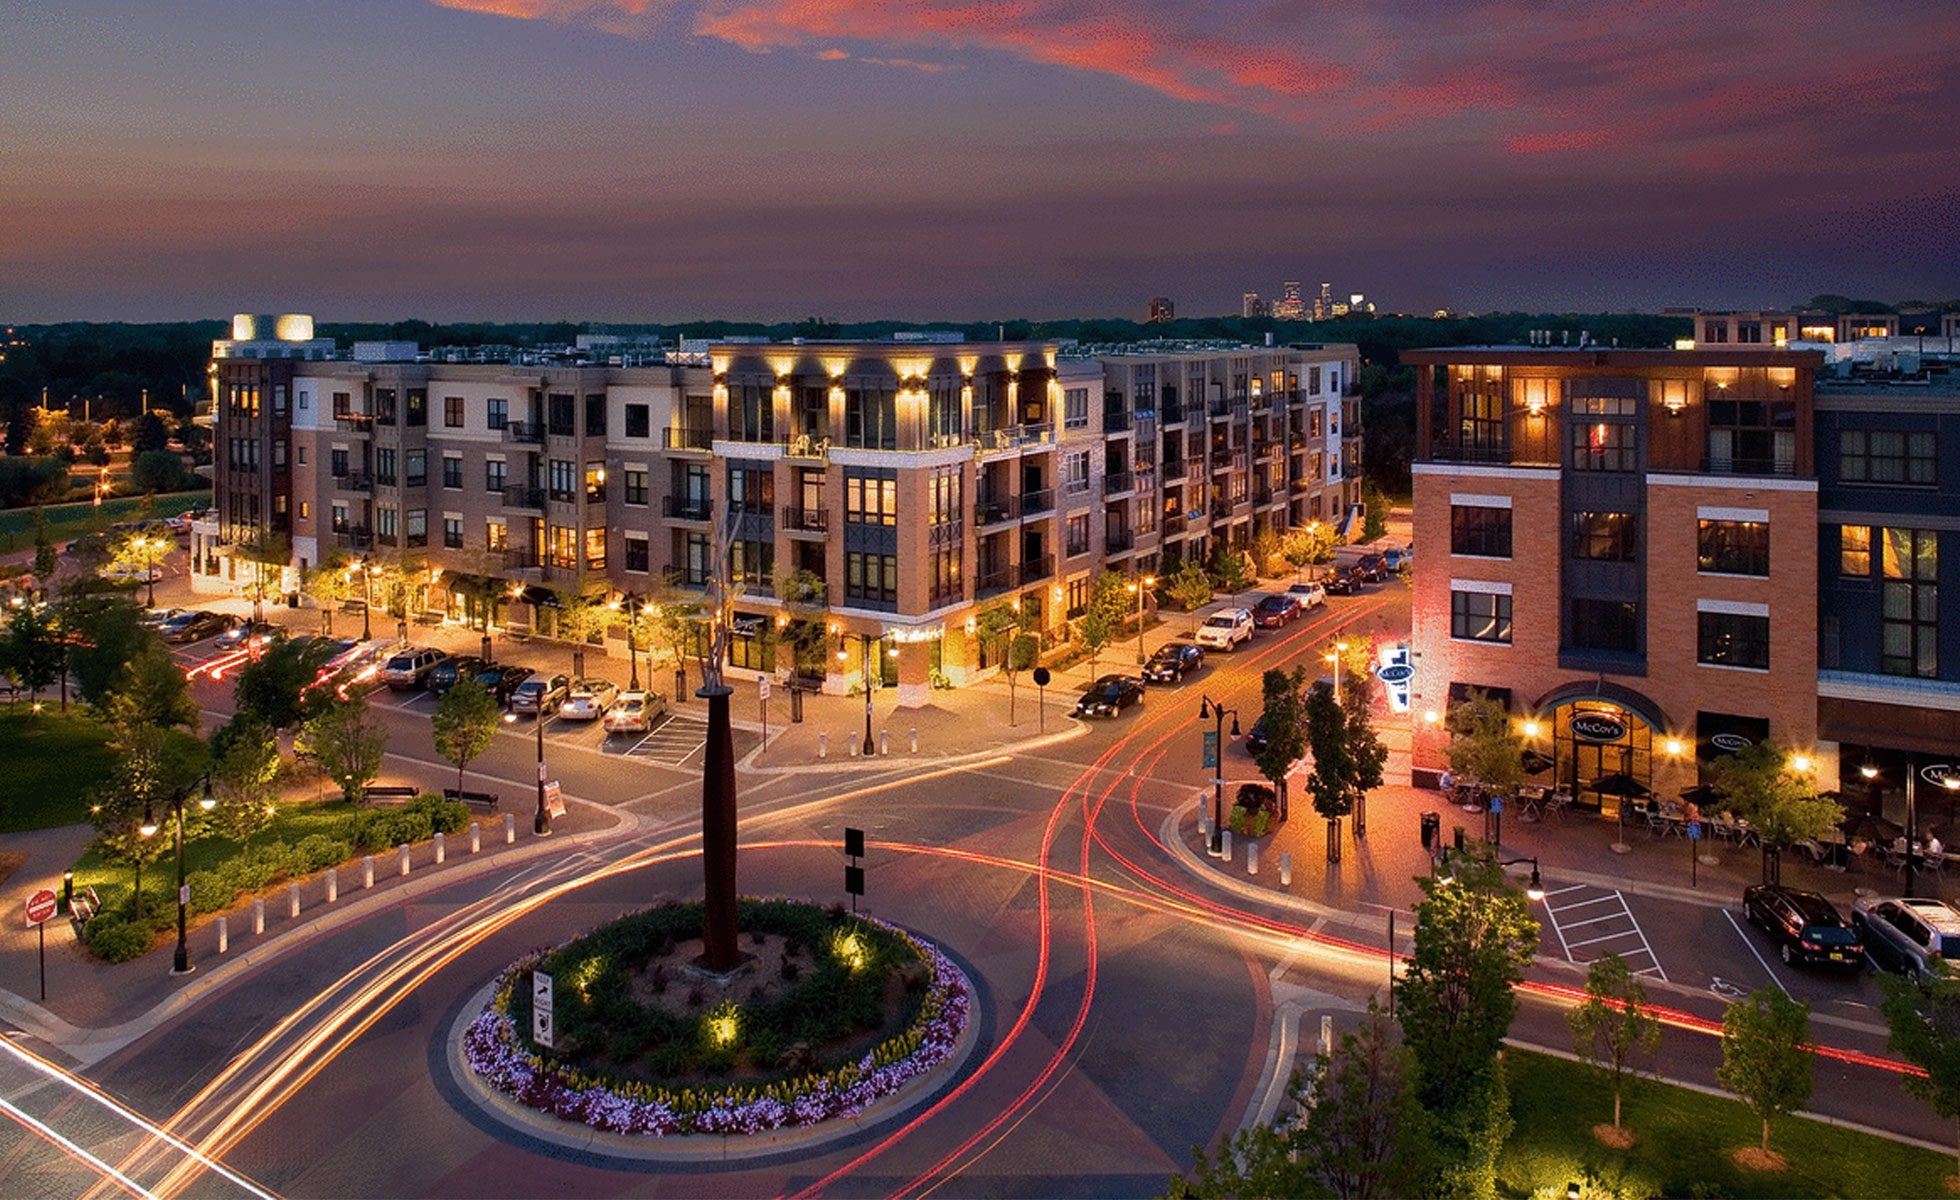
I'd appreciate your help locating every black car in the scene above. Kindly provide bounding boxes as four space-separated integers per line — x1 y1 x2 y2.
1743 884 1864 968
1244 715 1268 755
1324 567 1358 596
475 664 536 705
1143 641 1205 685
1354 554 1386 583
1252 594 1301 628
159 610 230 644
429 656 488 694
1072 674 1144 718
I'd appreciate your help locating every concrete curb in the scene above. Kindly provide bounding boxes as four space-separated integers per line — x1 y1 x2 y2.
737 718 1089 775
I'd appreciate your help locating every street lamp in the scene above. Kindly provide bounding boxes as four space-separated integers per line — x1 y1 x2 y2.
1324 639 1351 704
139 778 216 975
861 633 876 748
360 560 375 641
1197 694 1241 856
504 708 552 835
610 596 642 691
1436 851 1544 902
137 537 162 609
1129 574 1156 664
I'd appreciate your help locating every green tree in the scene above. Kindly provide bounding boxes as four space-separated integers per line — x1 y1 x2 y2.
90 726 208 920
1280 523 1336 580
1716 987 1813 1159
209 718 280 861
2 603 64 700
1248 526 1281 579
1881 965 1960 1178
647 577 703 697
1166 561 1214 632
1445 690 1526 799
1253 667 1308 822
303 552 355 637
61 594 151 709
104 529 170 594
1567 953 1662 1133
1306 679 1355 861
102 644 198 731
1361 482 1388 542
556 589 617 663
1208 542 1253 593
233 635 333 730
131 410 169 453
432 679 500 791
1075 572 1128 680
977 600 1037 724
31 505 57 579
1708 741 1843 883
130 448 189 493
297 697 390 803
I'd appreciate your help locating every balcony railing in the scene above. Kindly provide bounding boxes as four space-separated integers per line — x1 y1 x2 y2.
1020 488 1054 516
1161 404 1185 424
1163 513 1187 536
1697 455 1798 477
1424 441 1518 465
373 408 398 427
975 423 1055 457
664 426 713 451
976 567 1014 597
780 506 828 533
334 414 373 433
1254 488 1276 506
1212 499 1235 521
334 528 372 551
974 495 1020 526
929 519 963 548
1105 528 1135 553
664 496 713 521
548 486 578 503
1161 457 1184 479
501 421 543 445
502 486 544 511
334 472 374 493
1103 408 1131 433
1019 555 1054 585
1103 469 1134 495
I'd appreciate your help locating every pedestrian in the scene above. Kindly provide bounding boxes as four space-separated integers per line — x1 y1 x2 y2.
1438 767 1455 801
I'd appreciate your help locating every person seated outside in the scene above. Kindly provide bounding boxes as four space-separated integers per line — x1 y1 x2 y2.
1438 768 1455 799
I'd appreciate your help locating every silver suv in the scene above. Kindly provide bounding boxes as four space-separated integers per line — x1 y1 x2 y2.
378 646 447 691
1852 896 1960 980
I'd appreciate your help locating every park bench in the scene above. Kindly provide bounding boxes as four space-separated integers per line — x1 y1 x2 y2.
442 788 501 811
360 785 418 806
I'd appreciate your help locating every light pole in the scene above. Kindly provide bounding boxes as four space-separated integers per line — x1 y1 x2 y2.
1130 573 1156 665
1198 694 1241 856
861 633 875 748
361 561 375 641
1437 850 1545 902
504 708 551 835
141 778 215 975
141 537 160 609
1324 638 1350 703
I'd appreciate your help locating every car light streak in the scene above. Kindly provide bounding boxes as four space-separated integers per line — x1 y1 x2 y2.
184 648 251 682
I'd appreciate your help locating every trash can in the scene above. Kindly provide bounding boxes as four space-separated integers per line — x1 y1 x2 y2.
1421 811 1440 851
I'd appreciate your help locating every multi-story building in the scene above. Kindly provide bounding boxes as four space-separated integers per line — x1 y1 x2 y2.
1145 297 1175 324
1406 347 1825 813
206 325 1359 705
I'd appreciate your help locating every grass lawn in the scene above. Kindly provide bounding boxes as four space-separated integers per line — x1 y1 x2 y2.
0 708 118 832
1499 1048 1954 1199
68 791 368 902
0 489 209 553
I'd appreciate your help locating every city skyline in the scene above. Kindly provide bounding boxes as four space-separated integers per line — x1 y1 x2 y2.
4 0 1958 322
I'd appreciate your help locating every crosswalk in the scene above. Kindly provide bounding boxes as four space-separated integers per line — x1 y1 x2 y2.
1539 884 1666 980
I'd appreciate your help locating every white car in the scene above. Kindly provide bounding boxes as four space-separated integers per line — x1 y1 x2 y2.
559 678 620 720
602 690 667 734
1194 608 1254 650
1286 581 1328 608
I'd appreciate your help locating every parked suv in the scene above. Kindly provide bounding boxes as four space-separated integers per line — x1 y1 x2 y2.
1324 567 1358 596
510 672 571 714
1852 896 1960 979
1353 553 1386 583
1286 580 1327 608
428 656 488 694
1194 608 1254 651
378 646 448 691
1742 884 1863 969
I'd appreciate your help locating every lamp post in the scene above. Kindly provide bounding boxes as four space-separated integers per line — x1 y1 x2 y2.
861 633 875 748
1198 694 1241 855
360 560 375 641
139 537 161 609
140 778 216 975
1436 850 1545 902
505 709 551 835
1130 574 1156 665
1325 638 1350 703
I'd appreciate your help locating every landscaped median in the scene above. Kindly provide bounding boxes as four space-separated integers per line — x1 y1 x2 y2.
463 899 970 1137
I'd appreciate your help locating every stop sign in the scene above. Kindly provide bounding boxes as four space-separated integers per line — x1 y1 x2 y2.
24 889 57 926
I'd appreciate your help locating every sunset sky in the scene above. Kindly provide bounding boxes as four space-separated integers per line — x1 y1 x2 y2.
6 0 1958 322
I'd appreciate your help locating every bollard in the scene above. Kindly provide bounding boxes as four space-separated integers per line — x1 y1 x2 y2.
879 729 889 756
848 731 859 757
362 855 375 889
910 728 918 753
503 812 515 844
819 732 827 758
434 831 446 865
1198 812 1211 842
1280 852 1292 887
288 882 300 919
1319 1014 1333 1055
252 898 265 935
398 844 411 877
470 823 480 854
326 868 337 904
1223 829 1234 860
216 916 228 954
1247 841 1260 875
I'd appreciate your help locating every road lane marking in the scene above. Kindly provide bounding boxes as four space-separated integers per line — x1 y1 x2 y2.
1723 908 1790 996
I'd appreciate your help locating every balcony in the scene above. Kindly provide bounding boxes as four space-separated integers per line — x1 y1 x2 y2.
502 486 544 511
929 519 963 548
1161 404 1185 424
1019 555 1054 585
664 426 713 452
1696 455 1798 478
1161 457 1184 480
1211 498 1235 521
1292 475 1314 494
780 506 828 533
664 496 713 522
373 408 398 427
334 472 374 493
1103 408 1131 433
974 495 1020 526
975 423 1055 457
1255 488 1276 506
1163 513 1187 536
1424 441 1526 466
548 486 578 504
1105 528 1135 553
1103 469 1134 495
333 527 372 551
1019 488 1054 517
784 434 830 461
334 414 373 433
976 566 1014 598
502 421 544 445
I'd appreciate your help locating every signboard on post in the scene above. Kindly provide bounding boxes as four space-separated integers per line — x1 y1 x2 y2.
1203 730 1219 770
758 676 771 701
532 971 555 1049
24 889 56 927
1032 667 1051 734
543 780 565 819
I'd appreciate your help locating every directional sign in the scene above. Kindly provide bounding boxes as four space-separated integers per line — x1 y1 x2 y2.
24 889 56 927
532 971 555 1049
543 780 565 819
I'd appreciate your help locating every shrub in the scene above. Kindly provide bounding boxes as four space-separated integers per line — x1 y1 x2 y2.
1236 782 1278 813
186 870 233 915
407 793 470 835
295 834 351 872
86 914 155 963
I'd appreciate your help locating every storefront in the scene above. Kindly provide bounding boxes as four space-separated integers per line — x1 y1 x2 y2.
1533 682 1668 819
1836 745 1960 841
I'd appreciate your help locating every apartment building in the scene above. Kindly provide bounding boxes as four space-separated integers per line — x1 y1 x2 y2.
205 326 1359 704
1406 347 1825 814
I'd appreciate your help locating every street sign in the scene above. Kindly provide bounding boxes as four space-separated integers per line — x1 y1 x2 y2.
758 676 771 701
1203 730 1219 769
24 889 56 926
532 971 555 1049
1489 795 1503 814
543 780 565 819
845 865 864 896
1032 667 1051 688
1687 821 1702 840
844 827 865 858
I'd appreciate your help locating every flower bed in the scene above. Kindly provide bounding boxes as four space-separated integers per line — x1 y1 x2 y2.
464 902 969 1137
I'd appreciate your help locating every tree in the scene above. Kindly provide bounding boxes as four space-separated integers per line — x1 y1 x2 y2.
1708 741 1843 883
1306 680 1355 862
89 726 208 920
209 718 280 861
977 601 1036 724
556 589 616 660
104 529 170 594
1880 965 1960 1179
1248 526 1281 579
297 697 390 802
1076 591 1118 680
102 644 198 731
31 505 56 579
231 533 291 622
1281 523 1335 580
2 604 64 701
1166 561 1214 632
1341 670 1387 832
1445 690 1526 799
60 594 151 710
1171 1001 1427 1200
233 635 333 730
131 410 169 453
1361 482 1388 542
647 577 703 696
1716 987 1813 1160
1567 953 1662 1134
432 679 499 791
303 553 355 636
130 448 189 493
1208 542 1253 594
1253 667 1307 821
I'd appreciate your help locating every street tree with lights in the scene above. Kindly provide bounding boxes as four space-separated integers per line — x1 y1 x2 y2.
1707 741 1842 884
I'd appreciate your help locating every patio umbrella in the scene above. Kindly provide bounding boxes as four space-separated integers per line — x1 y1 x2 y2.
1840 810 1902 843
1679 784 1719 806
1587 772 1652 799
1520 749 1555 777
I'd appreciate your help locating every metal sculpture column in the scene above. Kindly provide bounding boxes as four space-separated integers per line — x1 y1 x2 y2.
698 680 740 972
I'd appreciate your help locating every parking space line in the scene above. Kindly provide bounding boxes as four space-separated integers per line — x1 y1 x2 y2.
1566 930 1647 949
1538 886 1667 981
1722 909 1789 996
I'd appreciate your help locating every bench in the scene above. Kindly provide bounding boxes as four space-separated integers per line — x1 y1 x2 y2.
361 785 419 806
442 787 501 811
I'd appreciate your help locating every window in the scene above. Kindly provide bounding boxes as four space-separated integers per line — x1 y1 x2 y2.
1882 527 1939 678
485 459 507 493
405 449 426 487
1569 598 1640 654
730 539 773 588
330 448 349 478
844 473 897 525
1840 429 1935 485
1449 505 1511 557
485 521 508 552
683 533 711 585
331 503 348 532
405 389 426 427
297 446 306 466
406 509 427 546
930 467 961 526
624 536 649 573
444 396 464 428
585 394 606 437
1841 525 1872 576
845 552 897 604
442 455 462 489
332 391 350 418
548 459 576 501
1571 512 1637 561
728 465 774 510
623 469 647 506
376 507 399 541
487 398 508 430
1698 520 1768 576
930 547 961 603
843 387 896 450
731 385 773 443
584 526 606 569
374 447 397 486
442 517 462 549
1698 610 1769 669
548 393 575 437
625 404 649 439
1066 513 1090 557
544 523 577 569
1707 387 1796 474
1062 451 1090 496
1065 387 1089 429
1459 388 1503 452
1450 590 1512 643
1571 418 1636 472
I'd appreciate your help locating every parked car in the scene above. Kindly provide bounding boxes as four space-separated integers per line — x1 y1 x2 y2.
213 619 278 652
101 564 162 586
1072 674 1144 718
1353 553 1386 583
1742 884 1863 969
428 656 488 694
1324 567 1358 596
1382 547 1407 572
159 610 229 644
1852 896 1960 979
1252 594 1301 628
1194 608 1254 650
559 678 620 720
474 663 536 705
378 646 448 690
510 672 572 714
141 607 187 629
603 690 667 734
1244 715 1268 755
1286 580 1327 608
1143 641 1205 685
